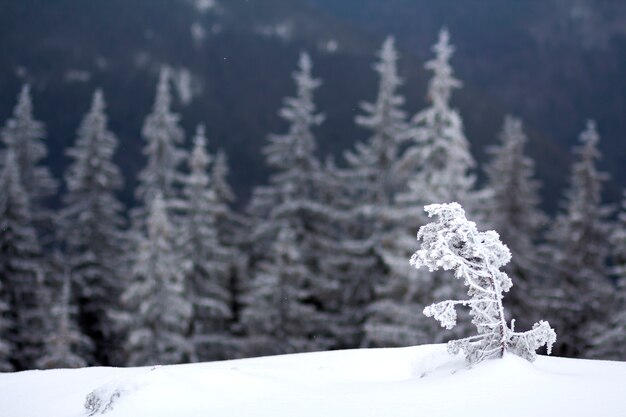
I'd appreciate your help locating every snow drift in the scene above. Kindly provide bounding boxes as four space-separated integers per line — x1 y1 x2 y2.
0 344 625 417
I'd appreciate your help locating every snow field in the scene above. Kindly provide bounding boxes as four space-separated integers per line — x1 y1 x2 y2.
1 344 625 417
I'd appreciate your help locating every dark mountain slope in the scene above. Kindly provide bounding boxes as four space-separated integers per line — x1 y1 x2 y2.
307 0 626 207
0 0 601 211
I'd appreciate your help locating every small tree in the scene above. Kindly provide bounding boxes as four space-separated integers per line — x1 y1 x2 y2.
411 203 556 364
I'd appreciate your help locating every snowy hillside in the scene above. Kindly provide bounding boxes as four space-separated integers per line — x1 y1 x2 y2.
1 344 624 417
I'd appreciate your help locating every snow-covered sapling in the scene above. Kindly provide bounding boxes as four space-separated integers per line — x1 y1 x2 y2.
411 203 556 364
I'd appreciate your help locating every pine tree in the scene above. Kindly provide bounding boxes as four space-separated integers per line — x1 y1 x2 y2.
136 68 186 207
177 125 236 361
241 224 330 356
540 120 613 358
1 84 57 228
247 52 333 353
397 28 476 209
346 36 408 205
252 51 323 215
365 30 474 347
37 252 92 369
0 149 48 369
59 90 126 365
121 193 193 366
482 116 547 326
412 203 556 365
335 37 411 348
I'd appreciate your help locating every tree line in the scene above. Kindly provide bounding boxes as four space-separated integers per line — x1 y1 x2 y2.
0 29 624 371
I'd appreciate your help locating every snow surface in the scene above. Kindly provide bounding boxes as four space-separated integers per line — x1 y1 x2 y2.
0 344 625 417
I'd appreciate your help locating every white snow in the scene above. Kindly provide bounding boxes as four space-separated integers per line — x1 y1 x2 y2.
1 344 624 417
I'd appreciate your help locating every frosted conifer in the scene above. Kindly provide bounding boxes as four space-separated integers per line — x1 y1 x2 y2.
248 51 324 258
1 85 57 226
337 37 411 348
176 125 236 361
347 36 408 204
541 121 613 357
412 203 556 365
257 51 323 205
366 31 475 347
249 51 324 225
0 149 48 369
247 53 334 353
397 29 475 210
483 116 547 326
60 90 126 365
136 68 186 206
121 193 193 366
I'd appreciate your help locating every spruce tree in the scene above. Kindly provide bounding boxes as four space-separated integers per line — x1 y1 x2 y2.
397 28 476 209
136 68 186 207
252 51 323 216
177 125 236 361
1 84 57 229
59 89 126 365
0 149 47 369
365 29 474 347
247 52 333 354
121 193 193 366
346 36 407 205
336 37 411 348
482 116 546 326
541 120 613 357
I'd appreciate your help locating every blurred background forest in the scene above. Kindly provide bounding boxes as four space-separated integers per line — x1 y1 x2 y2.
1 0 626 371
2 0 626 210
